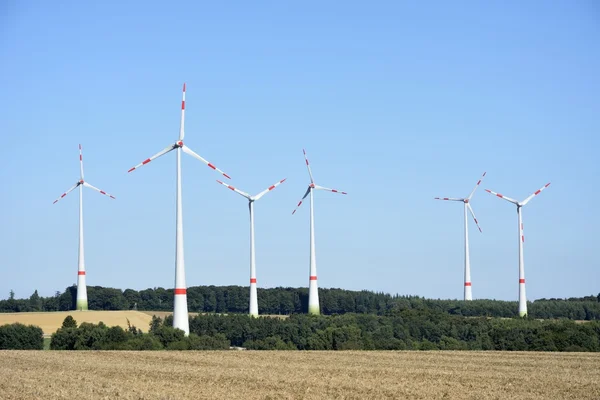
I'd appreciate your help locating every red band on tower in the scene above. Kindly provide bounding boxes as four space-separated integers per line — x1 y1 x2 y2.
309 276 317 281
250 278 257 284
78 271 85 275
174 288 187 295
464 282 471 286
519 279 525 284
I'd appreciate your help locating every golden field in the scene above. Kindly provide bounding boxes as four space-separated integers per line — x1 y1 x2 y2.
0 311 155 335
0 351 598 399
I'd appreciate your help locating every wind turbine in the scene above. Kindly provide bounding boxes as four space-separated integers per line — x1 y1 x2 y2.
486 182 551 317
127 83 231 335
215 178 286 316
435 172 486 301
53 144 116 311
292 149 347 315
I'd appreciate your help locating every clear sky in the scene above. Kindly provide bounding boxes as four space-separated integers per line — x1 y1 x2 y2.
1 1 598 301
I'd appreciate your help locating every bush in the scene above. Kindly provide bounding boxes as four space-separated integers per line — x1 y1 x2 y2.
0 323 44 350
62 315 77 329
151 325 186 348
50 327 78 350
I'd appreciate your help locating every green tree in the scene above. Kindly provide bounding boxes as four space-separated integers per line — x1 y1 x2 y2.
62 315 78 329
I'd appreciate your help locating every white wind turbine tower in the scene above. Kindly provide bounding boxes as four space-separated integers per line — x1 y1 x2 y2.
435 172 486 301
53 144 116 311
292 149 347 315
215 178 286 316
127 83 231 335
486 182 551 317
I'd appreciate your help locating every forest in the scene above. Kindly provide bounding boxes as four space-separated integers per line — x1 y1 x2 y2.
3 310 598 351
1 285 599 320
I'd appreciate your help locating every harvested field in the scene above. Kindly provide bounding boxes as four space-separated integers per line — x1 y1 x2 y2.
140 311 288 319
139 310 199 319
0 311 154 335
0 351 598 399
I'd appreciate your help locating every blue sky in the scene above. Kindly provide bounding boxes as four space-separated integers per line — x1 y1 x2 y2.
1 1 598 301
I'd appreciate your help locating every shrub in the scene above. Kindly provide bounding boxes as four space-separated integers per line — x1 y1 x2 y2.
0 323 44 350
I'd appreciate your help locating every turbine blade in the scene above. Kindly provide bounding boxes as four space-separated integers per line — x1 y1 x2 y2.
182 145 231 179
315 185 347 195
79 144 84 180
467 203 482 233
127 144 176 173
292 186 312 215
521 182 551 206
434 197 464 202
485 189 519 205
83 182 116 199
467 171 487 200
303 149 315 183
216 180 251 200
179 83 186 141
254 178 287 201
52 182 79 204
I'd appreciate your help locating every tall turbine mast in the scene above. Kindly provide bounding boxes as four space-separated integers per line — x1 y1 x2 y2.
127 83 231 335
435 172 485 300
292 149 347 315
215 178 286 316
53 144 116 311
486 182 551 317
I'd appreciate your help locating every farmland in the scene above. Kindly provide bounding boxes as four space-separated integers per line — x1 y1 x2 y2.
0 351 599 399
0 311 155 335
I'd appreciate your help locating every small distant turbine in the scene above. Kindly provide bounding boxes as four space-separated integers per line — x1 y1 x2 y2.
215 178 286 316
435 172 486 301
292 149 347 315
486 182 551 317
53 144 116 311
127 83 231 335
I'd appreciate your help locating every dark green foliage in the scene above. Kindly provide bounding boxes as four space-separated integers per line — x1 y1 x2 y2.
2 286 599 320
0 323 44 350
185 311 600 352
151 325 185 348
62 315 77 328
149 316 162 333
48 317 229 351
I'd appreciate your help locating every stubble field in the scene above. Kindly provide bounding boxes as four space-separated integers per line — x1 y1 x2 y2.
0 311 155 335
0 350 598 399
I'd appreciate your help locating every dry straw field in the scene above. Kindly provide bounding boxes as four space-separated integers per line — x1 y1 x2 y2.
0 350 598 399
0 311 154 335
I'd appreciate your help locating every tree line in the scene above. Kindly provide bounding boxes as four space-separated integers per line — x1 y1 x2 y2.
183 310 600 351
1 286 600 320
2 310 599 351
